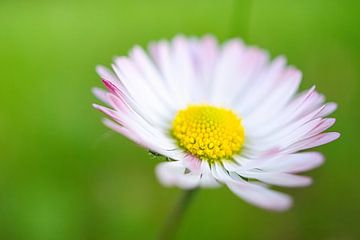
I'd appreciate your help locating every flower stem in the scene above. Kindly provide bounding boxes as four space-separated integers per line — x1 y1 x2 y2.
229 0 253 41
159 188 198 240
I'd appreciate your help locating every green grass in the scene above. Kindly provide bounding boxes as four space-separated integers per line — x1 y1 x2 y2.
0 0 359 239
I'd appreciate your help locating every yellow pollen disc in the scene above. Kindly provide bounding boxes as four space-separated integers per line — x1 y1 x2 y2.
172 105 245 161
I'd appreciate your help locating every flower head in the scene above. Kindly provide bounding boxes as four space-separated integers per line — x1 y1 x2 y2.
93 35 339 211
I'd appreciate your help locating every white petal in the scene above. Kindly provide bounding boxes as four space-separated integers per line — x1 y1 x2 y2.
226 180 292 211
102 119 182 160
222 160 243 172
112 58 172 121
198 161 221 188
130 46 177 111
155 161 200 189
244 104 338 157
190 35 219 102
210 39 246 104
244 86 317 133
259 152 325 173
171 36 198 103
94 103 176 150
148 40 184 107
246 117 336 152
209 163 292 211
211 43 268 106
243 67 302 127
236 171 313 187
234 56 287 114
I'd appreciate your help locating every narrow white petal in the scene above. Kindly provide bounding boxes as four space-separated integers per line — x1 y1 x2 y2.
199 161 221 188
259 152 325 173
130 46 177 110
236 171 313 187
210 163 292 210
148 40 184 107
243 67 301 127
211 43 268 106
235 56 287 114
285 132 340 153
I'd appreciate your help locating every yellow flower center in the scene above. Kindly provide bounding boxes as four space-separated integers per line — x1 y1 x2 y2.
172 105 245 161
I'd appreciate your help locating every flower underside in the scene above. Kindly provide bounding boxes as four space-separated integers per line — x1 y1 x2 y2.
172 105 245 162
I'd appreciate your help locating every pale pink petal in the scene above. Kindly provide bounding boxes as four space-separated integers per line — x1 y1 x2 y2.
93 104 123 124
92 87 110 105
102 118 149 149
182 154 202 174
93 103 178 152
245 103 338 157
285 132 340 153
314 102 337 118
102 119 182 160
102 80 169 128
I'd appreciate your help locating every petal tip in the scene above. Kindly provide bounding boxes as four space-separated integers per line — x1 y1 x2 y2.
330 132 341 141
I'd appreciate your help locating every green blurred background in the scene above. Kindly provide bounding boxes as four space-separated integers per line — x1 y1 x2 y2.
0 0 359 239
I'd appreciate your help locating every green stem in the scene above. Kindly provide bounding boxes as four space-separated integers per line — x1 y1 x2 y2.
229 0 253 41
159 189 198 240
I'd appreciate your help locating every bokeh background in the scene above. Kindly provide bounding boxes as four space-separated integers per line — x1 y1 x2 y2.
1 0 359 239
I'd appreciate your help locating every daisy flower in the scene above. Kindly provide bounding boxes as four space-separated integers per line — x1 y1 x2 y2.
93 35 339 211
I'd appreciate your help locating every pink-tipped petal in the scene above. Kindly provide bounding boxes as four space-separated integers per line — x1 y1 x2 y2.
93 104 123 124
102 79 121 95
286 132 340 153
